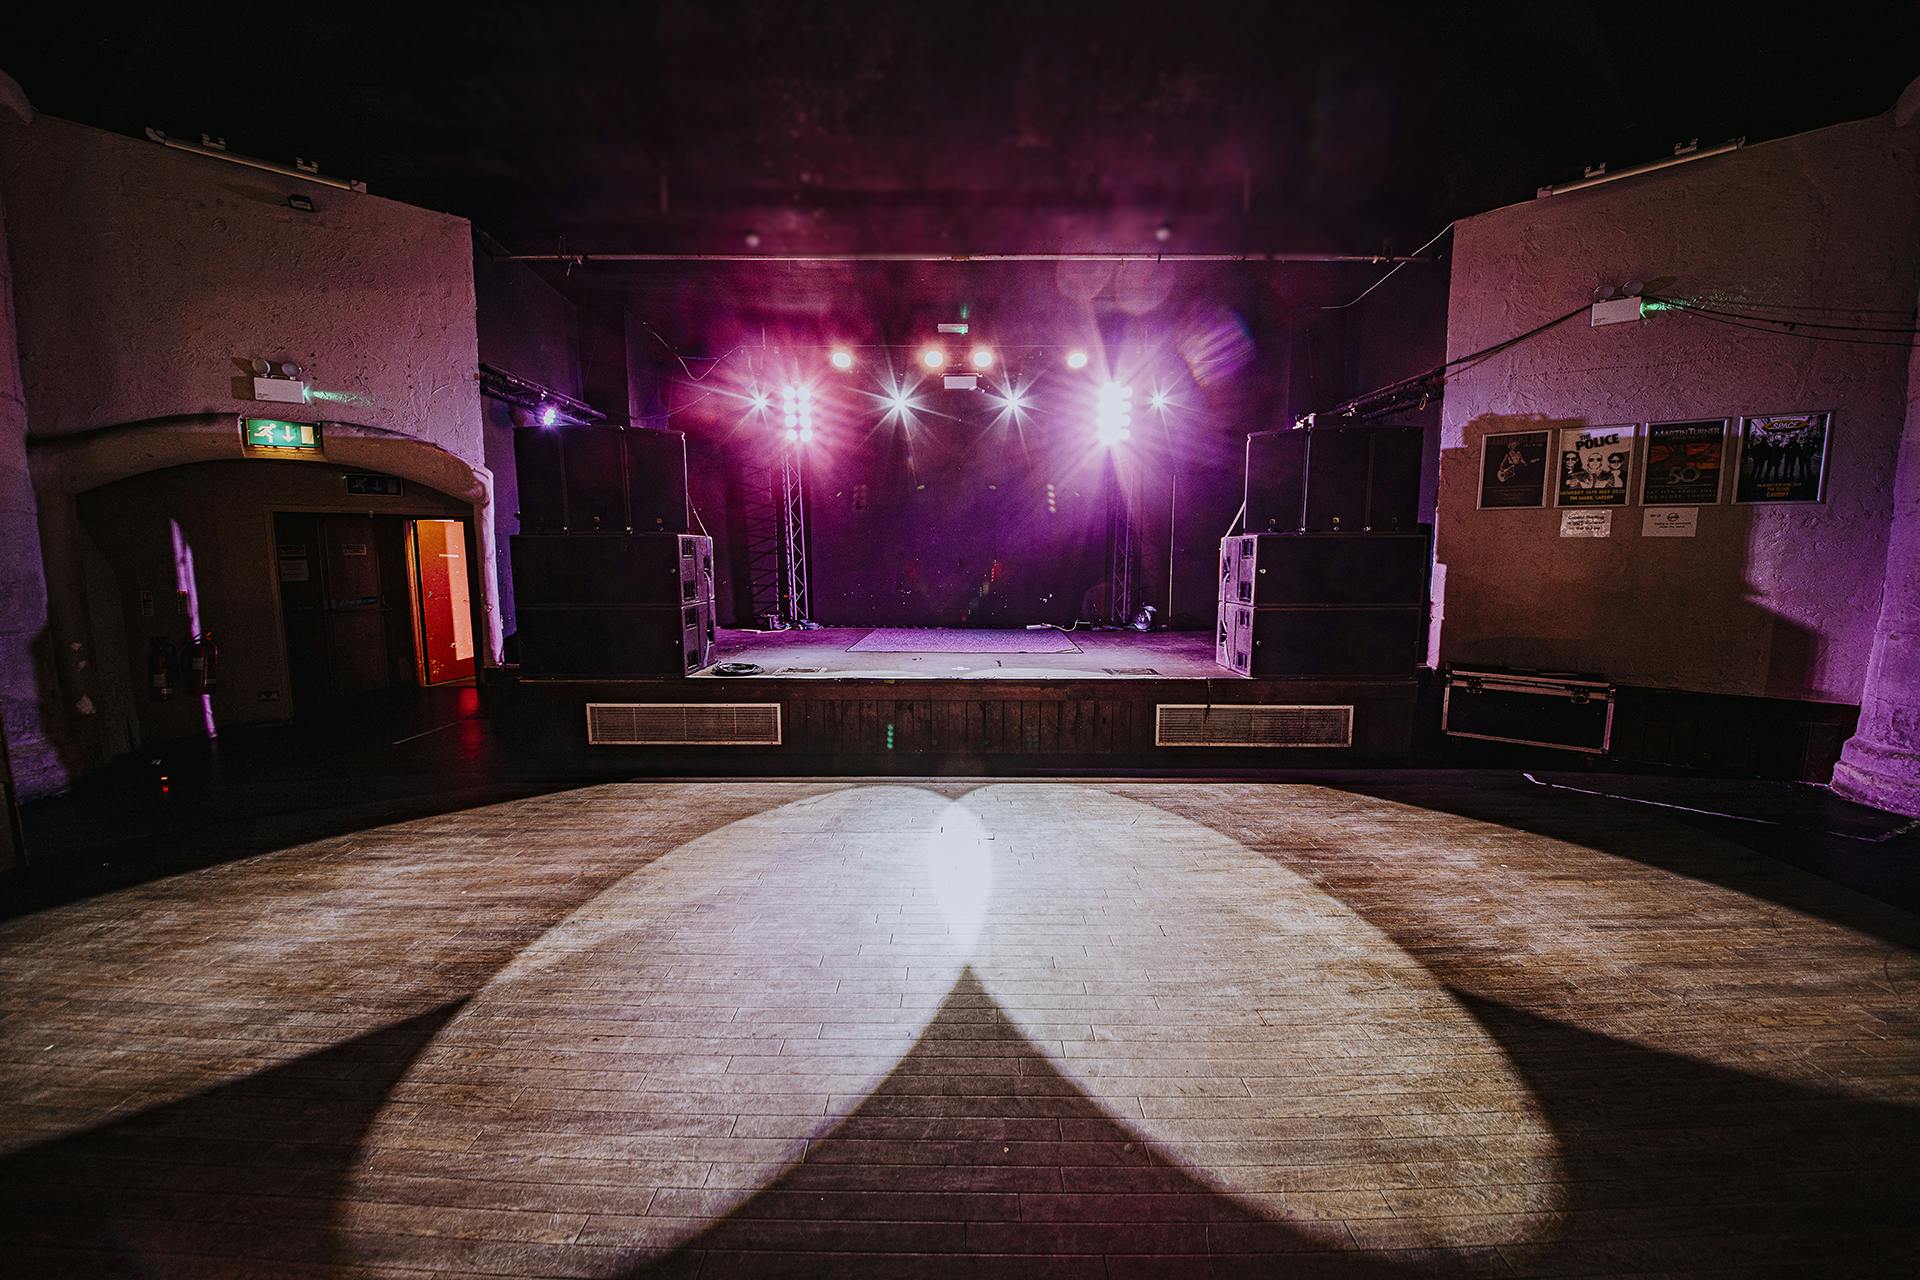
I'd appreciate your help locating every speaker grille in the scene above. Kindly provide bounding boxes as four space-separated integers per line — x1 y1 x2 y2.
585 702 782 746
1155 704 1353 748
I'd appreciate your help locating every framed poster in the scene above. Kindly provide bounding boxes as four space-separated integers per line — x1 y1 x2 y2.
1478 429 1550 509
1554 424 1636 507
1735 412 1831 504
1640 418 1728 506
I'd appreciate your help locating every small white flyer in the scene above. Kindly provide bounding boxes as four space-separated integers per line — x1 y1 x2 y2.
1559 509 1612 538
1642 507 1698 538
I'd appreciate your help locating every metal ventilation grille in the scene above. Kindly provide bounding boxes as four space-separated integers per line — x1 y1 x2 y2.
585 703 782 746
1155 703 1353 748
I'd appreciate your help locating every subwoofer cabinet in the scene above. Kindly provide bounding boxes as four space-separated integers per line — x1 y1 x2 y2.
1244 426 1423 533
516 599 716 676
1219 530 1430 606
511 532 713 608
1216 602 1426 677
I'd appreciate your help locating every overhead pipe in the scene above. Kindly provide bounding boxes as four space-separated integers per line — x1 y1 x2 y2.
144 129 367 192
499 250 1438 265
1537 138 1744 199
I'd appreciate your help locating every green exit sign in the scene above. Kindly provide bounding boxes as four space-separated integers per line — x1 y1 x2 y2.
241 417 323 454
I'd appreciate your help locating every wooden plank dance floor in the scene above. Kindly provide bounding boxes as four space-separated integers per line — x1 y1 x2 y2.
1 779 1916 1277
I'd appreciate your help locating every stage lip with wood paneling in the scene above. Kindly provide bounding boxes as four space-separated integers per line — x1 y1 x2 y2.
492 628 1419 771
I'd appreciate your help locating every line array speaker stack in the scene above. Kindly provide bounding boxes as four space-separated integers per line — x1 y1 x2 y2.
1221 426 1430 677
514 426 691 534
511 427 713 675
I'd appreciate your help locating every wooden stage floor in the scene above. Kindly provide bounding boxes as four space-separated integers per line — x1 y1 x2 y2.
3 778 1917 1277
698 627 1230 680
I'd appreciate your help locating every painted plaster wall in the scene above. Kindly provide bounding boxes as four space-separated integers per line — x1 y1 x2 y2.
1437 112 1920 702
0 116 483 464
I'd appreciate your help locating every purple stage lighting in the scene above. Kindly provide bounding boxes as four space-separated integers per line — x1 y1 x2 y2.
830 349 854 370
970 348 994 370
749 389 770 412
922 348 946 369
539 403 559 427
1065 350 1089 370
1148 389 1170 410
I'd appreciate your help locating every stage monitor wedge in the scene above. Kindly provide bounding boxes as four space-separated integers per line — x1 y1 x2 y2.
1245 426 1423 533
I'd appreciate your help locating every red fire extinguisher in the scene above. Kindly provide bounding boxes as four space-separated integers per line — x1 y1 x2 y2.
186 631 219 696
149 638 176 702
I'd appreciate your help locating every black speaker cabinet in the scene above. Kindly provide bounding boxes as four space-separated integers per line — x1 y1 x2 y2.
624 429 691 533
1216 602 1426 677
1218 530 1430 606
511 533 713 608
558 427 628 531
513 428 568 532
517 600 715 676
1244 426 1424 533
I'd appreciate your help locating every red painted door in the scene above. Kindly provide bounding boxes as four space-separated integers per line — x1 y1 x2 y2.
412 520 476 683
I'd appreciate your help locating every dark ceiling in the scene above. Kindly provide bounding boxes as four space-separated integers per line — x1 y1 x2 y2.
6 0 1917 334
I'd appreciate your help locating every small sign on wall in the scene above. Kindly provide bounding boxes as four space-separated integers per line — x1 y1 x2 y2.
344 473 403 497
1642 507 1699 537
1559 509 1612 538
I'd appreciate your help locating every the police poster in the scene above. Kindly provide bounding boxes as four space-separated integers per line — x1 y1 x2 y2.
1640 419 1727 506
1478 429 1549 509
1735 412 1830 503
1555 424 1635 507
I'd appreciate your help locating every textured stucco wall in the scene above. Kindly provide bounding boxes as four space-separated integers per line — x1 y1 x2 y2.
1 116 483 464
1437 113 1920 702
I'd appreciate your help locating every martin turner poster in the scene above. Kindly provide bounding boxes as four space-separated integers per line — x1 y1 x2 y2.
1555 424 1636 507
1735 412 1830 504
1641 419 1728 506
1478 430 1549 509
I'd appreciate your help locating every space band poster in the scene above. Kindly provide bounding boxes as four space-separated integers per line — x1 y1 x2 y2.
1478 430 1549 508
1555 424 1636 507
1641 419 1727 506
1735 412 1830 503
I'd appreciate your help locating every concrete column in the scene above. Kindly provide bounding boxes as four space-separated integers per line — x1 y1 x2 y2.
1832 326 1920 816
0 82 68 798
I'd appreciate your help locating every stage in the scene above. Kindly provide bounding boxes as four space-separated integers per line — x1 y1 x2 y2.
496 627 1421 771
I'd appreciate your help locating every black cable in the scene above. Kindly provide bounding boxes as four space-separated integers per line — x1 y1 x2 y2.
1648 296 1920 337
1316 302 1589 422
1654 303 1919 348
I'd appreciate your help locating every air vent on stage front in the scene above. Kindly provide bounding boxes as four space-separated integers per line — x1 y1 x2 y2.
585 703 782 746
1154 704 1354 748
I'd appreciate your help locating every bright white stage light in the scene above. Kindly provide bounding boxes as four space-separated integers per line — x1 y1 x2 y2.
1094 382 1133 446
538 403 558 427
922 348 946 369
1149 390 1170 410
830 349 854 370
887 387 915 413
970 348 994 369
749 390 770 412
1065 350 1089 370
799 427 815 443
785 427 799 442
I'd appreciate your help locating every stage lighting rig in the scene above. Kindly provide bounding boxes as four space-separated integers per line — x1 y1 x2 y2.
1095 382 1133 446
830 349 854 370
1065 350 1090 370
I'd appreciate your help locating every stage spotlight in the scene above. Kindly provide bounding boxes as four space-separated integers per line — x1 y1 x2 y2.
830 349 854 370
1094 382 1133 447
922 348 946 369
1002 387 1026 411
799 427 815 443
785 427 799 443
970 348 994 369
749 389 770 412
1065 350 1089 370
1148 390 1170 410
538 403 559 427
887 387 914 413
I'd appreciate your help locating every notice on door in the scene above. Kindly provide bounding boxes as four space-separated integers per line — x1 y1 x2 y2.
1559 509 1612 538
1642 507 1699 538
278 557 310 582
